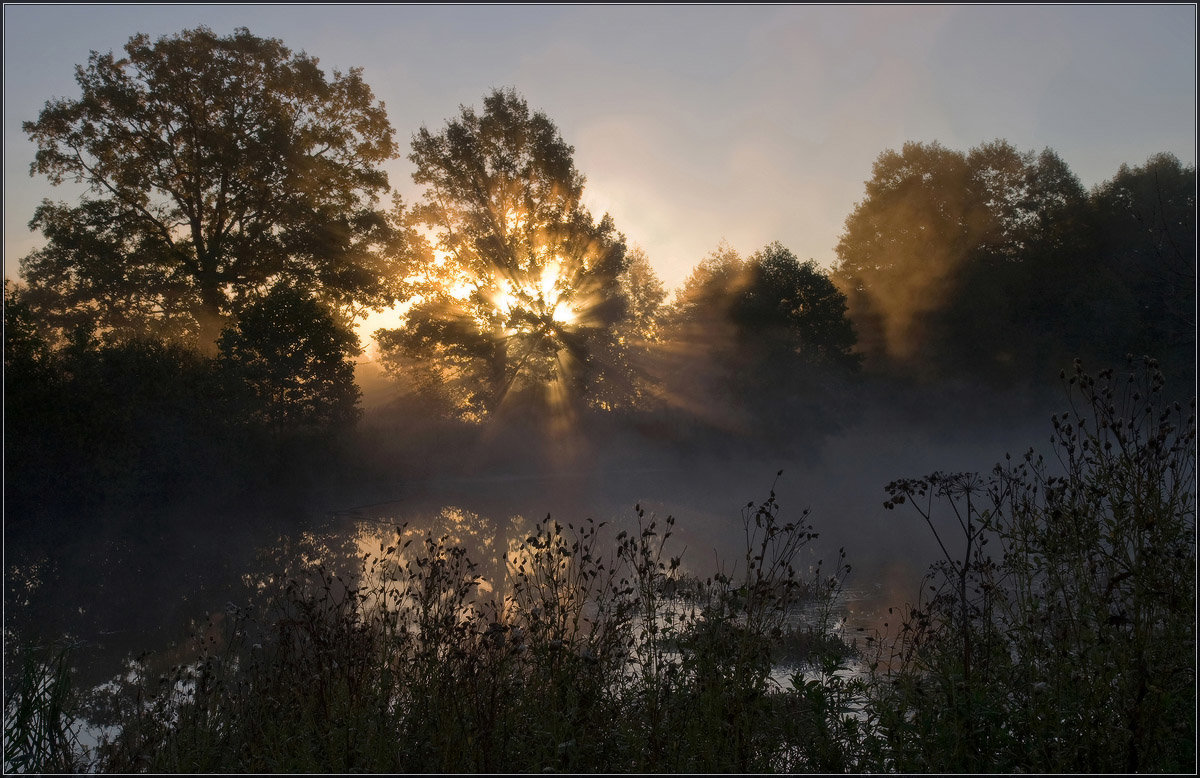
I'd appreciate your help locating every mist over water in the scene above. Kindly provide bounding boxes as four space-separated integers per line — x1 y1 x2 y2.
6 361 1065 690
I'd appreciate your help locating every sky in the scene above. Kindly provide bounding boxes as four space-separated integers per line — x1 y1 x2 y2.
4 3 1196 334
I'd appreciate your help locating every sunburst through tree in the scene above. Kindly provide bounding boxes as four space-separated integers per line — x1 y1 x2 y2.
376 89 630 423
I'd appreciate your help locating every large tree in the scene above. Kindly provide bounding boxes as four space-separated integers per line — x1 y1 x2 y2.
375 89 630 421
832 141 984 368
21 26 410 349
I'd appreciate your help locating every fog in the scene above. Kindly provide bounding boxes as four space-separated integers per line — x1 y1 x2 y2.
20 366 1065 677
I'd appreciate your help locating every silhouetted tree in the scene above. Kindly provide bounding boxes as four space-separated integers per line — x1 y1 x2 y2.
832 141 979 368
661 242 860 445
616 246 667 345
217 285 362 431
831 140 1184 386
733 242 861 375
375 89 630 421
1089 152 1196 382
3 280 52 375
587 245 668 412
928 147 1104 382
20 26 410 350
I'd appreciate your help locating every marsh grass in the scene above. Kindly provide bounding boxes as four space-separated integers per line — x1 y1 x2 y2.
3 638 86 773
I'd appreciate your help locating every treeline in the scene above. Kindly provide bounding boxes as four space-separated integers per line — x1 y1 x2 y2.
4 26 1196 518
4 283 362 527
835 141 1195 387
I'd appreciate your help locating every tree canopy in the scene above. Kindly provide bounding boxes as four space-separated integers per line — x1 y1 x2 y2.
1089 152 1196 377
828 139 1192 385
658 241 860 444
20 26 410 350
732 242 862 374
217 285 363 431
375 88 631 421
669 241 859 374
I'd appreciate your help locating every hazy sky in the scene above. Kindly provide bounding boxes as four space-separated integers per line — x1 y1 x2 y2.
4 4 1196 306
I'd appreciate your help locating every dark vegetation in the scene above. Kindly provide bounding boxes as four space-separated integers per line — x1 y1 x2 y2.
4 25 1195 774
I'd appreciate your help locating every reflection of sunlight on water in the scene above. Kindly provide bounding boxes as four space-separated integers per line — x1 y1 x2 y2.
347 506 529 600
40 501 894 771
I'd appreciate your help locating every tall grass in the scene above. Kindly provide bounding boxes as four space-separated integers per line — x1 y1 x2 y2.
81 482 854 773
872 357 1196 772
3 639 86 773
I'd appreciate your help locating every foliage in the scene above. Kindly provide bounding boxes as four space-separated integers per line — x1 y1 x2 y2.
3 640 85 774
872 357 1196 772
833 140 980 367
1089 153 1196 383
3 280 53 372
217 285 363 431
659 241 861 448
592 246 669 411
375 89 631 421
732 242 862 375
4 302 362 532
831 140 1194 388
71 487 855 773
20 26 409 349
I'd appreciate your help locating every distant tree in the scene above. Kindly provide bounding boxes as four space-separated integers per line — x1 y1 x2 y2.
668 241 859 374
1089 153 1196 380
832 141 978 367
830 139 1164 385
20 26 411 350
661 242 860 443
217 285 362 431
616 246 667 345
733 242 861 374
592 245 669 412
375 89 630 421
669 240 749 333
3 280 52 375
928 147 1105 382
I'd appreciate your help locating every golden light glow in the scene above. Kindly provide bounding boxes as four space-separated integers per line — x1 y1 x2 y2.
539 260 562 300
392 197 621 451
552 300 577 324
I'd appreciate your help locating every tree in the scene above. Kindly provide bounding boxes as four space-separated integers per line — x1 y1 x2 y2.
831 139 1136 384
668 241 859 375
832 141 986 368
616 245 667 345
928 147 1105 382
20 26 410 350
217 285 362 431
1089 153 1196 382
591 245 668 412
660 242 860 444
375 89 630 421
732 242 861 375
